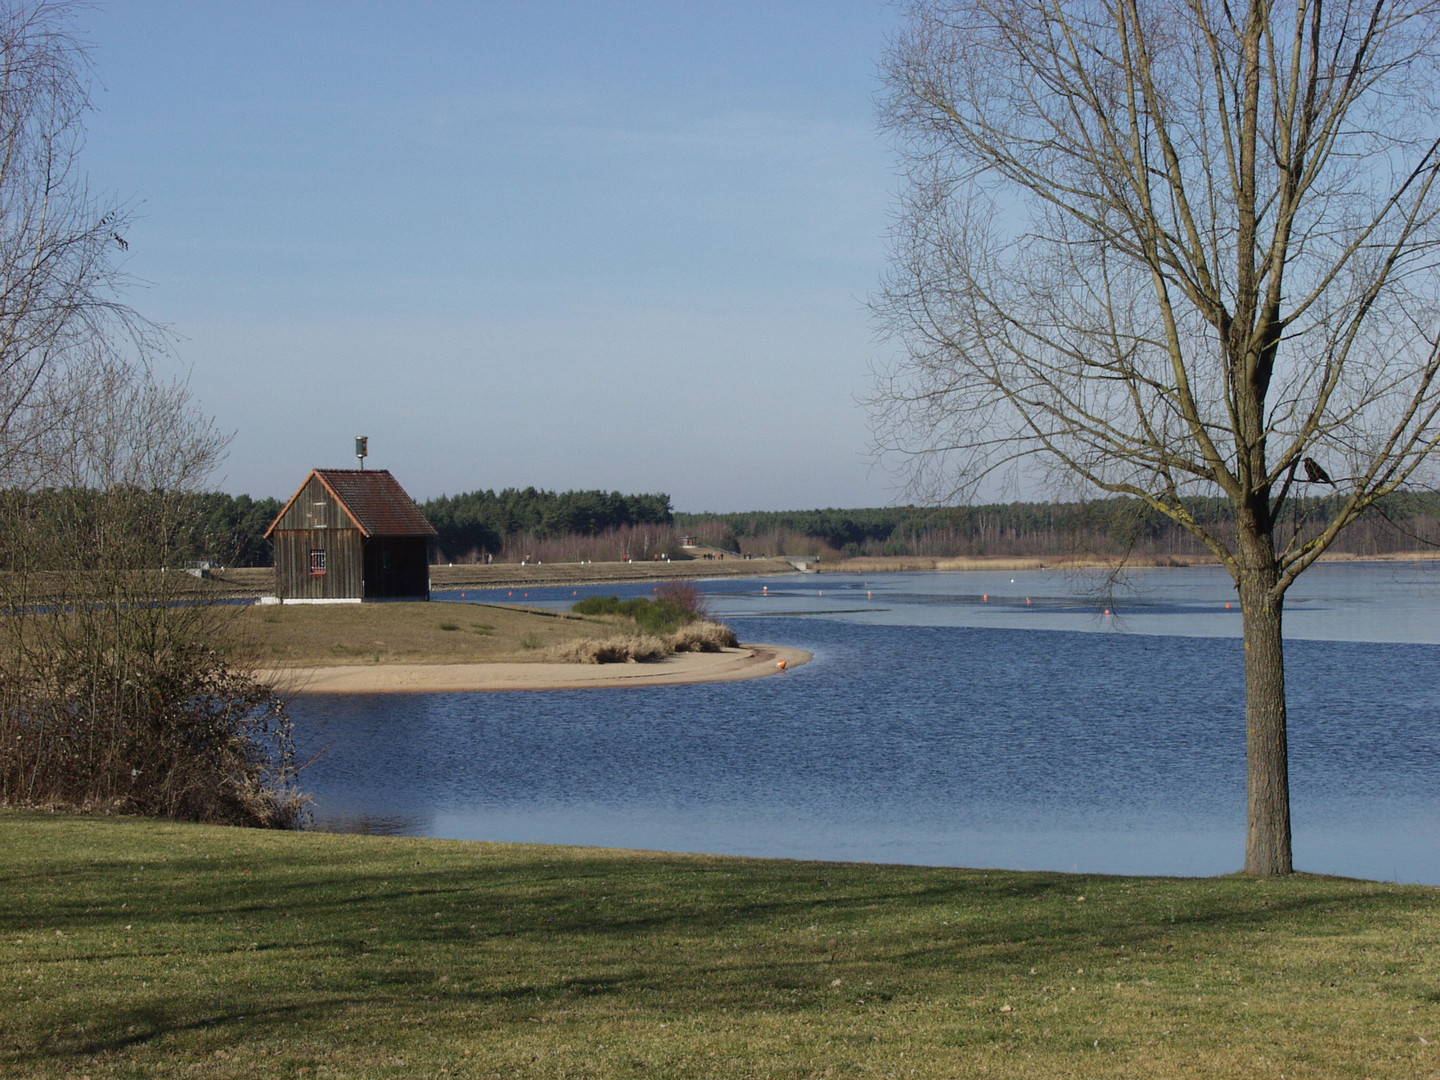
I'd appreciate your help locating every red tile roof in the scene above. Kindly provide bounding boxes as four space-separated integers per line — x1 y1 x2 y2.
267 469 437 538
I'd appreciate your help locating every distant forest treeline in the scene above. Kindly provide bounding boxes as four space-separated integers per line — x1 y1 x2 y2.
672 492 1440 561
29 487 1437 568
0 490 285 571
422 489 674 563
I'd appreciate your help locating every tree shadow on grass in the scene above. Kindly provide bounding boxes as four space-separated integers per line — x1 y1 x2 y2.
6 822 1439 1061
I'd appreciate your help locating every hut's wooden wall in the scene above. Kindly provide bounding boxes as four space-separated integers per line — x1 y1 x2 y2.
361 536 431 599
269 475 355 533
273 528 364 600
271 474 359 599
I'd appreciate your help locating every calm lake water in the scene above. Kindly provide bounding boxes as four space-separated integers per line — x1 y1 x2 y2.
292 562 1440 882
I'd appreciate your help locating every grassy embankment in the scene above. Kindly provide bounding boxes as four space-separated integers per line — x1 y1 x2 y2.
235 589 733 669
235 600 619 668
2 811 1436 1079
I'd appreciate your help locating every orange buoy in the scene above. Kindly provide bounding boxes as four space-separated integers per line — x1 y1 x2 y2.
1225 602 1232 609
776 658 787 670
983 593 989 602
1104 608 1112 616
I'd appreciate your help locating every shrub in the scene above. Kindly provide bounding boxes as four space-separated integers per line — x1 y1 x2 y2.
573 586 714 637
572 595 636 618
1 635 306 828
654 581 708 620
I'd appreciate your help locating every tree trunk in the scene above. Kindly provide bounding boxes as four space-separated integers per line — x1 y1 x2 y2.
1239 547 1293 876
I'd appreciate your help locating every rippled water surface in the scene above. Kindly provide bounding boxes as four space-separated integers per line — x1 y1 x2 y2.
292 563 1440 881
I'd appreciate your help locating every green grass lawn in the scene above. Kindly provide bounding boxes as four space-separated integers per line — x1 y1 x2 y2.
2 811 1437 1078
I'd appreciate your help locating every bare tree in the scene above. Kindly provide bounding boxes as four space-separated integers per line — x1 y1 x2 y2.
0 2 304 826
0 0 159 490
872 0 1440 875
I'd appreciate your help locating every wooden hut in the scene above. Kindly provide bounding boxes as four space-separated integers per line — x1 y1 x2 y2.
265 469 437 602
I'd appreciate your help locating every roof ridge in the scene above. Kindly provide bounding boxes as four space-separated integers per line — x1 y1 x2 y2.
265 468 437 538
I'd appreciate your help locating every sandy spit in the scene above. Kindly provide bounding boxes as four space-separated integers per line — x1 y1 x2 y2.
277 644 812 694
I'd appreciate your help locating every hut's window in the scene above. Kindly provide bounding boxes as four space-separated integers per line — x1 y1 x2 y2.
309 550 327 575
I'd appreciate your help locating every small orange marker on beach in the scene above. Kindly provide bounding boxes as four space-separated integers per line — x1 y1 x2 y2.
776 659 787 670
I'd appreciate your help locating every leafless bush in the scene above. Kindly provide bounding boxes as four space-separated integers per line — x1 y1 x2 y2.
0 380 307 826
654 580 708 621
0 637 305 826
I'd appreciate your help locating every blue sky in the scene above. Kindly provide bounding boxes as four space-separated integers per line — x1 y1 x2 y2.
79 1 908 511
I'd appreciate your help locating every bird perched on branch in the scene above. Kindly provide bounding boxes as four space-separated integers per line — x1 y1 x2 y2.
1302 457 1335 485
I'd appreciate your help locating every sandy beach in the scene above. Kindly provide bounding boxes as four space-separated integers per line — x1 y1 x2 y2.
279 643 811 694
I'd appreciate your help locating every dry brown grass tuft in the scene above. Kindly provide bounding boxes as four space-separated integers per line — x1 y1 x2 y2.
545 620 739 664
668 620 740 652
544 633 671 664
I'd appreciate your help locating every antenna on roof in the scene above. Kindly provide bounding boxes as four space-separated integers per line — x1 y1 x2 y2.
355 435 368 469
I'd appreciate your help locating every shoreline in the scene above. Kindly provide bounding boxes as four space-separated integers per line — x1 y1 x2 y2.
278 642 812 694
203 550 1440 598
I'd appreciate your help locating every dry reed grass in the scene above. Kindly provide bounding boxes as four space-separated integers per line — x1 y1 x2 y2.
668 620 740 652
544 633 671 664
543 621 739 664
